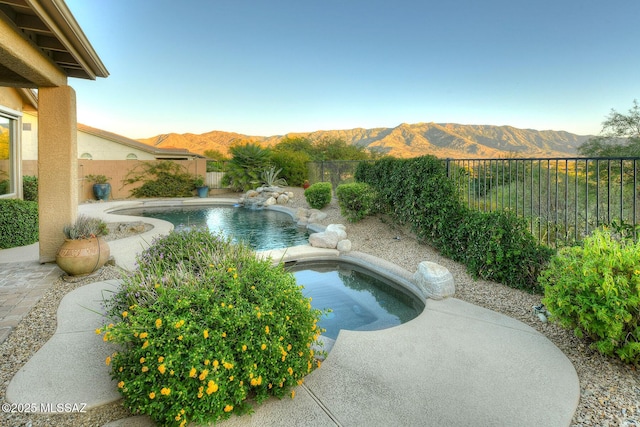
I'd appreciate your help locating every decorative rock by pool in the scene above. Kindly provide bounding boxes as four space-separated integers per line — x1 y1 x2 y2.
336 239 352 252
309 223 351 251
296 208 327 226
240 186 294 208
413 261 455 300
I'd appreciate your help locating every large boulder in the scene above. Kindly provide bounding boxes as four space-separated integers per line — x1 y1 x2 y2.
309 231 340 249
413 261 455 300
309 224 349 249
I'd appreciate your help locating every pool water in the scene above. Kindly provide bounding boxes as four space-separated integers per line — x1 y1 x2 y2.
290 261 424 340
115 205 310 251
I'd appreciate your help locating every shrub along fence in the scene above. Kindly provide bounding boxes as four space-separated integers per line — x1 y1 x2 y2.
355 156 552 292
446 157 640 246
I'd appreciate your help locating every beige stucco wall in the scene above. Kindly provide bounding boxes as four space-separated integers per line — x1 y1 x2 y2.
20 116 156 162
0 87 24 111
38 86 77 262
78 159 207 201
78 131 157 160
21 111 38 161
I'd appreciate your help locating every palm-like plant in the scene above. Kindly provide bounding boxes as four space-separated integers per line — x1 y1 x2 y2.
261 166 287 187
222 143 271 191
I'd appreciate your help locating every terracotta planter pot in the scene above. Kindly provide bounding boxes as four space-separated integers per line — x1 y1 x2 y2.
55 237 110 276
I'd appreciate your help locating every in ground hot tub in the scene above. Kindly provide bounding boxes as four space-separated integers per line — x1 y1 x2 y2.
287 259 425 341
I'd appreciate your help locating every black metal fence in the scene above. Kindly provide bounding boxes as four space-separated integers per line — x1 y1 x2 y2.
446 157 640 246
215 157 639 247
307 160 367 190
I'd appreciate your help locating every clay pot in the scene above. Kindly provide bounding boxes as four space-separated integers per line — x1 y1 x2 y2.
55 237 110 276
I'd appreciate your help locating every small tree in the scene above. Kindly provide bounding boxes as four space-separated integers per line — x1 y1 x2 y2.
578 100 640 157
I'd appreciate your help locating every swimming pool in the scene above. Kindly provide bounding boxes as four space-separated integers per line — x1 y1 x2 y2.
113 205 311 251
288 260 424 340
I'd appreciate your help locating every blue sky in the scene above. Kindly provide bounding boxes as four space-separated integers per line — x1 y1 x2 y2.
66 0 640 139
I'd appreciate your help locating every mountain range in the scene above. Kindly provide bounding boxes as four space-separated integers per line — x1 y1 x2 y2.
137 122 592 159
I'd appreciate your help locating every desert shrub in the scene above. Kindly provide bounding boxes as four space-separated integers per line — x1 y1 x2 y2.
455 210 553 292
270 150 310 187
540 229 640 365
123 161 198 198
100 229 324 427
222 143 271 191
0 199 38 249
304 182 332 209
335 182 377 222
22 175 38 201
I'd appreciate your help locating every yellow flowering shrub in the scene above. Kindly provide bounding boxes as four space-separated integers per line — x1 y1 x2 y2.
101 229 324 427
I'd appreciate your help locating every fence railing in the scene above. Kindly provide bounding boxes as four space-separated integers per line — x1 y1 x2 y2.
307 160 369 190
308 157 640 246
446 157 640 246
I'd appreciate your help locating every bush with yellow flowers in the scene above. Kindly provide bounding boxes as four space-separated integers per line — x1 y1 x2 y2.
99 228 324 427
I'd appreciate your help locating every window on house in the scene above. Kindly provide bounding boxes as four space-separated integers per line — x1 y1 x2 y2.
0 109 19 198
80 152 93 160
126 153 138 160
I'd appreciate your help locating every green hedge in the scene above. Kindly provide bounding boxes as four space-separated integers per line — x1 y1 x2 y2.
22 175 38 202
335 182 377 222
454 210 553 292
0 199 39 249
304 182 332 209
355 156 552 291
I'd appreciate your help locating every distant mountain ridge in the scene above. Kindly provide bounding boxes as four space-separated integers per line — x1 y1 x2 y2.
137 122 592 159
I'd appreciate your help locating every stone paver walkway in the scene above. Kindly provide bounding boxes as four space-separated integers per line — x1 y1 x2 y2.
0 261 62 344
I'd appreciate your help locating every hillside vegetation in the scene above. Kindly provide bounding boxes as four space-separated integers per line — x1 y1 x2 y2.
137 122 591 159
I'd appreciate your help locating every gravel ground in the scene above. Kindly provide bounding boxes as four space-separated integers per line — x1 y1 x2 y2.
1 189 638 426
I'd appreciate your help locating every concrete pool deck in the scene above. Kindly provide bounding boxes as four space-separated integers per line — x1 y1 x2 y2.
1 200 580 426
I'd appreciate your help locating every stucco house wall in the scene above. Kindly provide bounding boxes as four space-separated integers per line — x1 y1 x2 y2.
21 114 165 162
78 132 157 160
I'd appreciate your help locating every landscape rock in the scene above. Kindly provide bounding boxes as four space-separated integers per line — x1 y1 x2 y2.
337 239 352 252
309 231 340 249
296 208 308 220
276 194 289 204
239 186 293 208
308 223 349 249
413 261 455 300
308 210 328 224
326 224 347 240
